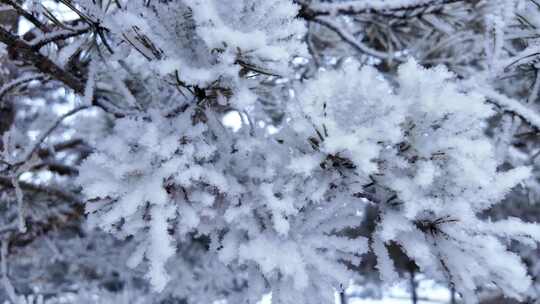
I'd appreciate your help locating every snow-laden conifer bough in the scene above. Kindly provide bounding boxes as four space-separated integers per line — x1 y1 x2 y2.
2 0 540 303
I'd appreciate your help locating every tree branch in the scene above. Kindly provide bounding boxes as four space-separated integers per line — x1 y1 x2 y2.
0 75 45 103
312 17 401 61
30 27 91 49
0 175 82 204
37 138 90 159
0 26 83 90
0 26 127 117
17 106 90 167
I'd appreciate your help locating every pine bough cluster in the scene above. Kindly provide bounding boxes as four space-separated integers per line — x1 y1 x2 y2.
68 0 540 303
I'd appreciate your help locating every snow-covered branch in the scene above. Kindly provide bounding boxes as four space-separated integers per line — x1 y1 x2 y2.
482 88 540 130
298 0 465 18
312 17 401 60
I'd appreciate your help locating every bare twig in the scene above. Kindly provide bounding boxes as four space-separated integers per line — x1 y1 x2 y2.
236 59 282 77
14 106 90 168
0 175 82 204
31 161 79 176
37 138 90 159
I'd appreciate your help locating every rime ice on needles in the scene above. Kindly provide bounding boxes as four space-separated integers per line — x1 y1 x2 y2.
294 61 404 178
218 133 368 304
185 0 307 72
77 107 369 301
70 0 540 302
375 61 539 303
76 58 540 303
292 59 540 302
77 108 231 291
102 0 306 107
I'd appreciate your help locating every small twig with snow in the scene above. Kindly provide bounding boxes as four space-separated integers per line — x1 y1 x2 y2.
299 0 465 18
30 27 91 49
0 25 129 117
482 88 540 131
83 58 97 107
11 176 25 233
1 239 17 303
312 17 402 61
0 75 45 103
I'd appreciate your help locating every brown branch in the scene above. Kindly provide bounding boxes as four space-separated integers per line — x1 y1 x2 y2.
37 138 91 159
0 26 126 117
0 26 84 91
32 162 79 176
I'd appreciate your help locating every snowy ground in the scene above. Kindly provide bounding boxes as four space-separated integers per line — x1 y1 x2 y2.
349 279 451 303
258 278 452 304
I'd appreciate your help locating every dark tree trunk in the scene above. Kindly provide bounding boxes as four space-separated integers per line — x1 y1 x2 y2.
410 268 418 304
339 291 347 304
0 6 18 150
0 103 13 150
